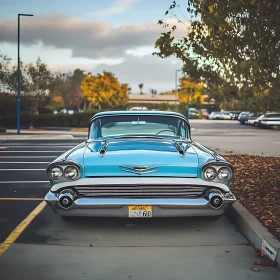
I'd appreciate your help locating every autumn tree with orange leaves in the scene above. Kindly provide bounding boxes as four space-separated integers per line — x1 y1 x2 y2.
80 71 129 109
178 76 204 106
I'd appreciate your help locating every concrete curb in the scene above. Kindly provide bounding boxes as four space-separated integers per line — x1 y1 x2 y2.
0 135 74 140
228 201 280 268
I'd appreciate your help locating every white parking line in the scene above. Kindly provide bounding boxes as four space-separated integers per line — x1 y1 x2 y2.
0 169 45 171
0 162 49 164
0 181 49 183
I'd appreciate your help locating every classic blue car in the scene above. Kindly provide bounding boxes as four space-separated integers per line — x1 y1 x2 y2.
45 111 236 219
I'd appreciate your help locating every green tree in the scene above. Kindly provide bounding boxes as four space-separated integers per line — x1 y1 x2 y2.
138 83 144 94
52 69 85 112
0 52 12 92
26 58 54 113
154 1 280 110
80 71 129 109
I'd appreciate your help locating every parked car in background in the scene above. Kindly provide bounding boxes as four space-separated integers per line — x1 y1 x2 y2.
129 107 148 111
208 111 231 120
208 111 221 120
247 115 258 125
258 113 280 128
220 112 232 120
200 109 209 119
189 108 199 118
45 111 236 220
254 115 264 127
238 112 254 124
228 111 241 120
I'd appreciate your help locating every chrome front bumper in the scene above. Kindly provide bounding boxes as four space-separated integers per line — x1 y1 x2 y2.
45 180 236 217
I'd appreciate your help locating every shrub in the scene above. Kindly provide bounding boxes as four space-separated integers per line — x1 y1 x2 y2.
0 113 33 128
31 110 102 128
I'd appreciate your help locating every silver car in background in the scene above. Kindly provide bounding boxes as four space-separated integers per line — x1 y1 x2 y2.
258 113 280 128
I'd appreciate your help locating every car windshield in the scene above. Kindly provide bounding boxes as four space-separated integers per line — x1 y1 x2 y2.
89 115 189 140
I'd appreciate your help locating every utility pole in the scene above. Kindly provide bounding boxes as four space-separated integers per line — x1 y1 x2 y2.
175 69 181 111
17 13 34 134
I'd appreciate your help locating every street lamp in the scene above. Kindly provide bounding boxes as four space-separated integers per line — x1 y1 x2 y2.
17 13 33 134
187 76 195 120
175 69 181 111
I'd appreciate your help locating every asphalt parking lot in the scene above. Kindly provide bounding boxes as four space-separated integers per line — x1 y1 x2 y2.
0 121 279 279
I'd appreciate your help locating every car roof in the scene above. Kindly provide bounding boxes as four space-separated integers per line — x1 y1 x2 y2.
90 110 189 123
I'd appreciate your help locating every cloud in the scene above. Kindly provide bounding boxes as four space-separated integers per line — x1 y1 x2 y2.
45 54 182 92
89 0 138 16
0 14 188 92
0 14 189 60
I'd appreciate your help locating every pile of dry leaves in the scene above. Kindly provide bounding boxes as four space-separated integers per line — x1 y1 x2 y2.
223 154 280 241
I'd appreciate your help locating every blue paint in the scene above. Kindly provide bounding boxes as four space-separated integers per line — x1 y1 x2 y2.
48 111 233 188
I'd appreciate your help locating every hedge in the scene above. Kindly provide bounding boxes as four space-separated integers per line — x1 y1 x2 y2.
0 110 101 128
0 110 200 128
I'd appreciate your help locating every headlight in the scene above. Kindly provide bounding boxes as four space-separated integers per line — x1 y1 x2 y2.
203 167 217 180
64 166 79 180
49 166 63 180
217 167 232 181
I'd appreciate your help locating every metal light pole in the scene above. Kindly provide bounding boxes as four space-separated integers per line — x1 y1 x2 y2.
187 76 195 120
187 88 190 119
17 13 33 134
175 69 181 111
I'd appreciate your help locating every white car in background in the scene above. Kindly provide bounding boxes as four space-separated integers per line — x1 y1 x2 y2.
209 112 231 120
208 111 221 119
258 113 280 128
220 112 232 120
129 107 148 111
247 116 259 125
189 108 199 117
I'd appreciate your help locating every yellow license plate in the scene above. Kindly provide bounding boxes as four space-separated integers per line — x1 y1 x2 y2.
128 205 152 218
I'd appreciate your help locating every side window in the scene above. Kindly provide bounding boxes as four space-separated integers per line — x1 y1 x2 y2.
89 120 101 139
179 121 187 139
268 114 280 119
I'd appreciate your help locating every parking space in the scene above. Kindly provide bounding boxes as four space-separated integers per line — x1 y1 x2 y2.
0 139 82 245
0 127 279 279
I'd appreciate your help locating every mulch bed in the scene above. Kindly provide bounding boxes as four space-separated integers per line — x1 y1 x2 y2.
223 154 280 241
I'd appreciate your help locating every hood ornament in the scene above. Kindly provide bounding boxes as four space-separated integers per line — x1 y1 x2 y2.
119 166 159 175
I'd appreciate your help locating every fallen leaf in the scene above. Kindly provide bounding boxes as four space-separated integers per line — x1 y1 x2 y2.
251 267 260 272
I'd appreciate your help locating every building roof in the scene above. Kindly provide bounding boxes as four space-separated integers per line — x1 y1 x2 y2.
128 94 213 105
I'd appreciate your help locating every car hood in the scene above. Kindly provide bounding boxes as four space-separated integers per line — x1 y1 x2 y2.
83 140 198 177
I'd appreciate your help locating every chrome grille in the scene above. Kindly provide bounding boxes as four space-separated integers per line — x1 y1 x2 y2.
74 185 207 198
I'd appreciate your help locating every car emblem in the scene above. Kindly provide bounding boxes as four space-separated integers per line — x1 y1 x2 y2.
132 166 148 171
119 165 159 175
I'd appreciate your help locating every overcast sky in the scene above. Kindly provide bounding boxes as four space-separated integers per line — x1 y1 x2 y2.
0 0 189 93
